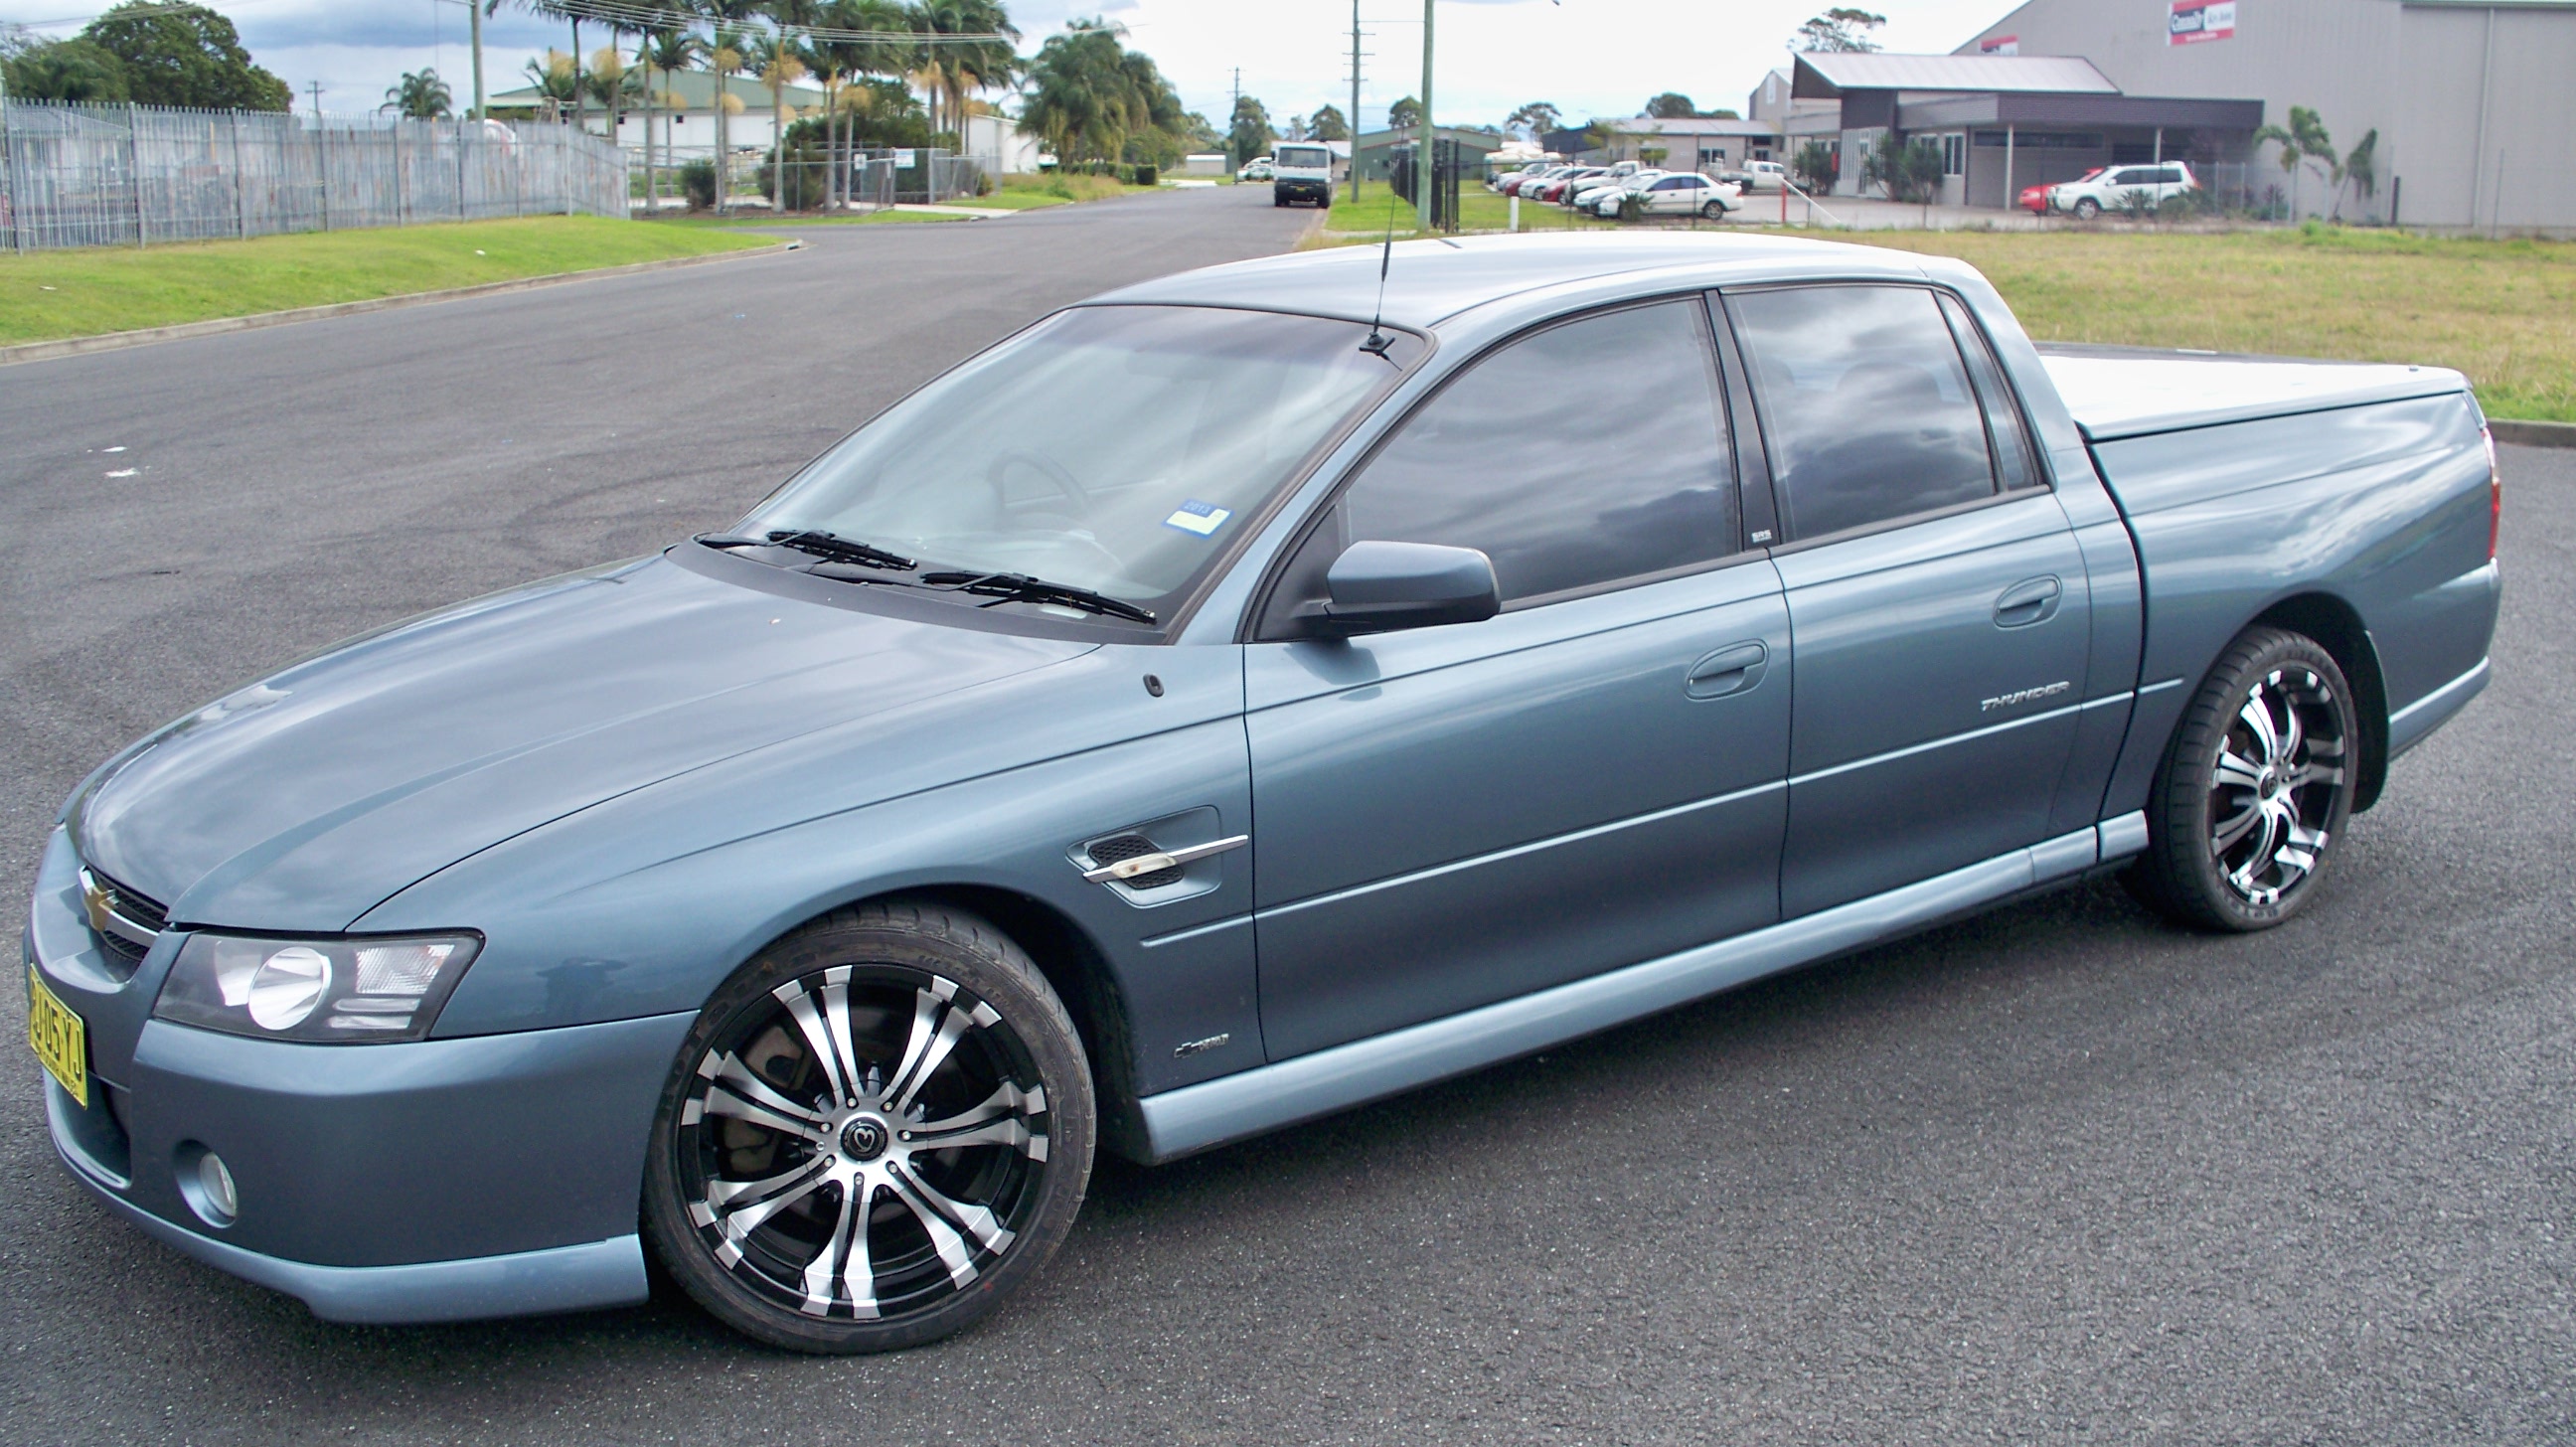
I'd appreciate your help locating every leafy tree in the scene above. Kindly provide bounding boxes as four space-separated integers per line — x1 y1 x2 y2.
1227 94 1273 167
1795 7 1886 53
1644 91 1695 119
1385 94 1421 131
1504 99 1558 139
1282 114 1306 142
1019 20 1187 170
1699 107 1739 120
5 39 132 102
1307 103 1349 141
385 68 453 118
1859 133 1942 204
1791 137 1838 193
911 0 1021 144
80 1 289 109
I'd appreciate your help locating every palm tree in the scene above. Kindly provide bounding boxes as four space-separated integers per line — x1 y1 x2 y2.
384 68 453 119
746 29 811 207
524 51 579 121
639 27 701 210
908 0 1017 144
583 47 627 146
693 0 768 213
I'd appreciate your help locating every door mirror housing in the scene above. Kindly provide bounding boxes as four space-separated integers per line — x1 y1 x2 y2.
1308 541 1502 636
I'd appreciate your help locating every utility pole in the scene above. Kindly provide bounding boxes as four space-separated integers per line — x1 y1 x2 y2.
1416 0 1434 231
469 0 486 121
308 80 324 118
1349 0 1363 202
1229 68 1241 166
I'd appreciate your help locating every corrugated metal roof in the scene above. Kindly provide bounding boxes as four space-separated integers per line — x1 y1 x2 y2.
1792 53 2117 97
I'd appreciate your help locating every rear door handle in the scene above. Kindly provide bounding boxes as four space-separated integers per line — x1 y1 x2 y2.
1994 575 2064 628
1687 642 1769 699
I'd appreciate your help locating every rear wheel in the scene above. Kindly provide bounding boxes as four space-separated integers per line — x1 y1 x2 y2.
643 901 1093 1354
2126 627 2358 932
1701 200 1727 219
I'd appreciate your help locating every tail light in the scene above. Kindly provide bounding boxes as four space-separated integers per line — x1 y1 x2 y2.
2483 424 2500 562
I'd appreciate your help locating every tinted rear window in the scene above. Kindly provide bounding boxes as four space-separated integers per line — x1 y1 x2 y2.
1277 147 1331 169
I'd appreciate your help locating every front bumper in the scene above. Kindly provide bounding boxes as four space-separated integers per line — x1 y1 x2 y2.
28 826 691 1325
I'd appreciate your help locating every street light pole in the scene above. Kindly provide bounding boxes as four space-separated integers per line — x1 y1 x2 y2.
1416 0 1433 231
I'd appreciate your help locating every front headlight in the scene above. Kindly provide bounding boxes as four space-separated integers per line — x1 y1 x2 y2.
154 932 481 1044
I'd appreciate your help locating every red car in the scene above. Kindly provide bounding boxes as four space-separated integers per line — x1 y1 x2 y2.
2017 182 2052 214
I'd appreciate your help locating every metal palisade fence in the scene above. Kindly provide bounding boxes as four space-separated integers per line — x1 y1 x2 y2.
0 99 628 252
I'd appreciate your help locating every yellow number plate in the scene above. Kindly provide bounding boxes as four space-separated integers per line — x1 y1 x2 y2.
27 967 88 1108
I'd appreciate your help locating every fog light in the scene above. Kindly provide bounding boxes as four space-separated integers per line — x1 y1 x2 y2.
178 1145 238 1226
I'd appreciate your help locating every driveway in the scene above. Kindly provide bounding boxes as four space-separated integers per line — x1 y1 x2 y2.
2 186 2569 1444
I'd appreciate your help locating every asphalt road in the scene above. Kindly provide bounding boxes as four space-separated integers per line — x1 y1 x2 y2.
3 187 2572 1445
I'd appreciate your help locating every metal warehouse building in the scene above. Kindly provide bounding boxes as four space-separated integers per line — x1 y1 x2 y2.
1960 0 2576 232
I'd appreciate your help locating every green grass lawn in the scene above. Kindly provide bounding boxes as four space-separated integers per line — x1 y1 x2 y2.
0 216 770 348
1784 225 2576 423
1320 186 1620 240
1319 207 2574 423
649 209 978 228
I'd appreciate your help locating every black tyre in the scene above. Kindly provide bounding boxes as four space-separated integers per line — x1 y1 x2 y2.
2073 197 2102 220
1701 200 1727 220
644 900 1093 1354
2127 627 2358 932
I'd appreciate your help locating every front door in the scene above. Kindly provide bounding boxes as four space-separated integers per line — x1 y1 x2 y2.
1724 282 2093 916
1244 298 1792 1060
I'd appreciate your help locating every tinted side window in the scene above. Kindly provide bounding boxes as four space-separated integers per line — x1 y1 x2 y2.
1730 285 1996 539
1936 292 2044 492
1339 301 1738 604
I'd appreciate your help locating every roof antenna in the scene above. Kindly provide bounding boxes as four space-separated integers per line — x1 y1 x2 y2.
1360 191 1400 358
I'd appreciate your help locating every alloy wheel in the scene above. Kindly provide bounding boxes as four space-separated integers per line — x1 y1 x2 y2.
2207 665 2348 906
674 963 1053 1324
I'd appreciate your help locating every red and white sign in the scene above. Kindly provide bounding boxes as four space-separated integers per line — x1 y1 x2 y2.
2169 0 2236 45
1979 34 2019 55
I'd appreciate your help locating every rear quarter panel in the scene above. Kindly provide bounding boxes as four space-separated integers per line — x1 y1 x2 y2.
2089 392 2499 816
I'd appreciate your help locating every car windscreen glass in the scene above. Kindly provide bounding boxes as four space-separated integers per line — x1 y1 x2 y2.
737 305 1413 619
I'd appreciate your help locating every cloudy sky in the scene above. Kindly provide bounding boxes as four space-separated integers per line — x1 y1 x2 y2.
0 0 2017 130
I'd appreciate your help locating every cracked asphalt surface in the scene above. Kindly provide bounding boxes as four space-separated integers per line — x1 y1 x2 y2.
3 187 2571 1445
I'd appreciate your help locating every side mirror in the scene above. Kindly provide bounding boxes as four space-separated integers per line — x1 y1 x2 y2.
1310 541 1501 636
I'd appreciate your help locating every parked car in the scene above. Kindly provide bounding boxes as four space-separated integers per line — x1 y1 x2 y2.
1566 169 1661 211
1729 159 1789 192
1594 172 1742 219
2018 179 2060 214
1531 167 1608 203
1271 143 1333 208
1499 165 1565 198
2050 161 2196 219
1492 164 1548 194
1236 157 1273 182
32 234 2500 1358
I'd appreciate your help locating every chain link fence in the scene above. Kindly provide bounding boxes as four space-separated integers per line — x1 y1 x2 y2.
0 99 628 252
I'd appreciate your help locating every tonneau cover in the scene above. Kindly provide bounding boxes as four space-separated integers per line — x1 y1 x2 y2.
2036 344 2471 442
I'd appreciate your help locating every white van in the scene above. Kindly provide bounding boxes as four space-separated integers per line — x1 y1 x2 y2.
1272 144 1334 208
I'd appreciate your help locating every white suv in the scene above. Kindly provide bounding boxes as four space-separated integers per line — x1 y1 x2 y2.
2051 162 2195 220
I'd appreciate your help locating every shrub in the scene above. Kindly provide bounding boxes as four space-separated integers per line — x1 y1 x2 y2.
680 157 717 211
1131 163 1156 188
760 146 829 211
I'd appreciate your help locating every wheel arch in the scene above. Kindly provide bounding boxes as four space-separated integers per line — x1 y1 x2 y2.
779 883 1153 1165
2245 590 2391 812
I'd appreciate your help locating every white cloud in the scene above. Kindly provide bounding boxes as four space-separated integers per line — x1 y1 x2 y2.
0 0 2015 127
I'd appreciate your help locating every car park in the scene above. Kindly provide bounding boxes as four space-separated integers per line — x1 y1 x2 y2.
30 232 2500 1358
1532 167 1608 203
2050 162 2196 219
1498 165 1562 198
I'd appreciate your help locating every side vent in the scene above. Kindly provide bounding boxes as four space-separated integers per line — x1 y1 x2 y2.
1069 809 1249 907
1085 834 1186 890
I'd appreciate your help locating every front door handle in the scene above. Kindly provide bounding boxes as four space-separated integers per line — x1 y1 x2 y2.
1994 575 2064 628
1687 641 1769 699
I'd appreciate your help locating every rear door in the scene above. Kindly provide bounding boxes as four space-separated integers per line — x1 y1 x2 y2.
1244 298 1790 1059
1723 282 2092 917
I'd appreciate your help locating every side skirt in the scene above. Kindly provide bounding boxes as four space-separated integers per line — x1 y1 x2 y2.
1137 814 2147 1162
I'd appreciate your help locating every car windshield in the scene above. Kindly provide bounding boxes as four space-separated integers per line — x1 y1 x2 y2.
735 305 1413 617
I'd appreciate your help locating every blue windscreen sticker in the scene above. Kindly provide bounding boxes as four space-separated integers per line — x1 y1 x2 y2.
1164 501 1232 537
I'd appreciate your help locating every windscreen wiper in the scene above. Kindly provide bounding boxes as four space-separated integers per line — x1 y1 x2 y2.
696 530 918 571
916 569 1157 625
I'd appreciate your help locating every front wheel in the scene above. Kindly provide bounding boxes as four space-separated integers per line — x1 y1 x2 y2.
2072 197 2102 220
643 901 1094 1354
2126 627 2358 932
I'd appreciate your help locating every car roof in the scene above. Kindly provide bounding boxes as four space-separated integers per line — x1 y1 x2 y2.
1083 232 1923 331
